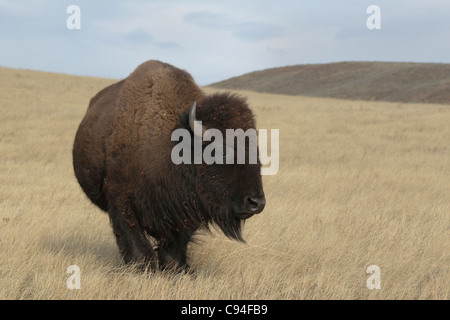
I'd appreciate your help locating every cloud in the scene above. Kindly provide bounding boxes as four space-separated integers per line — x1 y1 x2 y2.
0 0 44 17
122 29 181 49
184 11 232 29
233 21 283 42
184 10 283 42
266 44 287 58
123 28 154 43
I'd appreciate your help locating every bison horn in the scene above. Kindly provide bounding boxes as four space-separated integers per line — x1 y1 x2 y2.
188 101 205 137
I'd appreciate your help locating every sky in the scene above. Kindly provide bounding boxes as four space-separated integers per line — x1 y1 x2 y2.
1 0 450 85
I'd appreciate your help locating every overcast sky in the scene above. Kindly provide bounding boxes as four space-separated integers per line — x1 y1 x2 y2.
1 0 450 84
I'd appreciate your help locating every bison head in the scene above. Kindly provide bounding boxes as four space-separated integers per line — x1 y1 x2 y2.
179 93 266 241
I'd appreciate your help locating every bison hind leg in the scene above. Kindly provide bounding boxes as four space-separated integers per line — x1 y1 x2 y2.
116 230 158 271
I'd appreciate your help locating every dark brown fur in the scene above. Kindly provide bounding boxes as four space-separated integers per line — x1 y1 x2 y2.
73 60 265 271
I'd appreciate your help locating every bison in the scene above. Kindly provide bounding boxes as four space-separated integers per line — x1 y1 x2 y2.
72 60 265 272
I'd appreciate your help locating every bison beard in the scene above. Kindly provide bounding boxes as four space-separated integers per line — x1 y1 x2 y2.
72 60 265 272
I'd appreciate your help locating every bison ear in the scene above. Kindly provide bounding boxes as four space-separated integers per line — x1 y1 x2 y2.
178 112 189 129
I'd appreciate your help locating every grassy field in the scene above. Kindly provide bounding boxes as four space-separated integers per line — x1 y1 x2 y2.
0 67 449 299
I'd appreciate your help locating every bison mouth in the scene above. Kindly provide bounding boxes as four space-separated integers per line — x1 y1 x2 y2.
236 211 256 219
209 194 265 243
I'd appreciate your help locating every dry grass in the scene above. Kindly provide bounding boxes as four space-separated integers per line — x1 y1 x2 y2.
0 67 449 299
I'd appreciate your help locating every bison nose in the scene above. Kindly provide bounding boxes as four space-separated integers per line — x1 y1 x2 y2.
245 195 266 214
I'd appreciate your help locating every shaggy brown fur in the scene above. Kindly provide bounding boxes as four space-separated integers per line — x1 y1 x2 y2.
73 60 265 271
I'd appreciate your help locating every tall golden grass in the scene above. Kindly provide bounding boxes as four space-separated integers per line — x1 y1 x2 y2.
0 67 448 299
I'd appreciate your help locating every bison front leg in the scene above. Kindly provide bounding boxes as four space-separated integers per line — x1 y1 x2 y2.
109 203 157 271
157 234 191 273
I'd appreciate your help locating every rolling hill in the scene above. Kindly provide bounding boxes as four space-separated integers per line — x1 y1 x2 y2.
210 61 450 104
